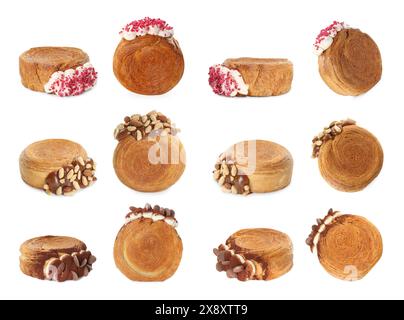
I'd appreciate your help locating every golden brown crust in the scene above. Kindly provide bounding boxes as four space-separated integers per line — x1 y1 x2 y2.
223 58 293 96
318 29 382 96
113 111 186 193
114 210 183 282
19 47 89 92
113 35 184 95
317 125 383 192
19 139 88 190
214 228 293 281
20 236 96 282
313 214 383 281
214 140 293 194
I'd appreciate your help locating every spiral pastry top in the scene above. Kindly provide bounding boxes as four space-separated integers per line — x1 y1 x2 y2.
114 204 183 282
306 209 383 281
312 119 383 192
314 22 382 96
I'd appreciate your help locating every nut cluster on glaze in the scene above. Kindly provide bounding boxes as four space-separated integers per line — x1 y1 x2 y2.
125 204 178 228
313 21 350 55
114 111 179 142
208 65 248 97
44 63 97 97
213 153 251 195
119 17 174 40
312 119 356 158
43 157 97 196
213 244 258 282
306 208 342 253
43 250 96 282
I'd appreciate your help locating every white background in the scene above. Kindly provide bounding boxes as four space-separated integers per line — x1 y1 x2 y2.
0 0 402 300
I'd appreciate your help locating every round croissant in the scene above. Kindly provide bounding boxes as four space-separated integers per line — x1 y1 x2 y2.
313 120 383 192
20 236 96 282
306 209 382 281
213 140 293 195
214 228 293 281
113 35 184 95
113 111 185 192
318 28 382 96
114 204 182 281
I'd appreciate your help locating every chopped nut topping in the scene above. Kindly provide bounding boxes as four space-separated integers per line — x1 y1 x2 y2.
312 119 356 158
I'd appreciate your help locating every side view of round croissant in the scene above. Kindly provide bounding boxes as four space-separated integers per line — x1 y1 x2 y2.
213 140 293 195
113 17 184 95
214 228 293 281
314 21 382 96
20 236 96 282
306 209 383 281
312 119 383 192
113 111 186 192
114 204 183 281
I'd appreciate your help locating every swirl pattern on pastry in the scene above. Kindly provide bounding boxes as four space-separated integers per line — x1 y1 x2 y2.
313 120 383 192
306 210 383 281
114 204 183 282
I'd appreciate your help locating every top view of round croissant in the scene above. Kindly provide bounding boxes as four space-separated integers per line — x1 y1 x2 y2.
313 21 382 96
113 17 184 95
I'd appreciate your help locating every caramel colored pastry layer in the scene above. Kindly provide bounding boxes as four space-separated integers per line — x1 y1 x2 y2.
214 228 293 281
113 35 184 95
20 236 96 282
19 47 89 92
114 204 183 281
306 209 382 281
312 120 383 192
19 139 96 195
224 58 293 96
113 111 186 192
318 29 382 96
213 140 293 195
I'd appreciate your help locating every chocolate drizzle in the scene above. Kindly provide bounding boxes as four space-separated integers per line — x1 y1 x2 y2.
213 153 251 195
114 111 179 142
306 208 341 252
312 119 356 158
44 157 96 196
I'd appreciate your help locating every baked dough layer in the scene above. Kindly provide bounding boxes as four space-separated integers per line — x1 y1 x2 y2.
307 212 383 281
20 139 88 190
113 35 184 95
223 58 293 96
318 126 383 192
318 29 382 95
20 236 96 281
114 210 183 282
215 228 293 281
214 140 293 194
19 47 89 92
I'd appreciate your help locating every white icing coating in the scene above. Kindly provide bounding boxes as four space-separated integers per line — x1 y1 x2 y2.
120 18 174 41
312 211 343 254
125 213 178 228
208 64 249 97
313 21 350 56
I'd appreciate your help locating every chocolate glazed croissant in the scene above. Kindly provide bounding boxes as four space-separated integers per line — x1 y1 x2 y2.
314 21 382 96
113 18 184 95
312 119 383 192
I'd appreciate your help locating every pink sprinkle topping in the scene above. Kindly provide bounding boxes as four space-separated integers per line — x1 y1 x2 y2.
120 17 173 35
314 21 348 52
45 64 97 97
208 65 244 97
